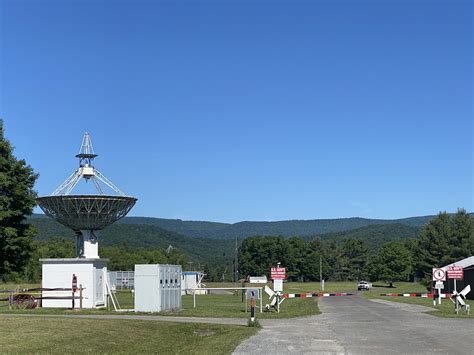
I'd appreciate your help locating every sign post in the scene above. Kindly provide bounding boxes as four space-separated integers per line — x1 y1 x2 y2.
71 274 78 309
432 268 446 306
447 266 464 314
271 265 286 313
435 281 444 305
250 290 256 323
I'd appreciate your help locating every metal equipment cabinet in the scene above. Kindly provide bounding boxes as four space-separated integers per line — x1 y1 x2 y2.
134 264 182 312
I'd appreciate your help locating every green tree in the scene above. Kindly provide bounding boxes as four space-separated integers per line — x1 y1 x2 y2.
449 208 473 259
238 236 287 277
285 237 307 281
416 212 451 283
302 237 329 281
0 120 38 280
325 237 368 281
415 210 473 283
369 241 413 284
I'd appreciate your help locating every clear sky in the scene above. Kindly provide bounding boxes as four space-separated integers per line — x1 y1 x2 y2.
1 0 472 222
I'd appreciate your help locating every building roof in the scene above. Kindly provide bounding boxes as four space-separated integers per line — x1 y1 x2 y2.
442 256 474 269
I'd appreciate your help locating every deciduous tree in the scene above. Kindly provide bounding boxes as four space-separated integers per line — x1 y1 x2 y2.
0 120 38 280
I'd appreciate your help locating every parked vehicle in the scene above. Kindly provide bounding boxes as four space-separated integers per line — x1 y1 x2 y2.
357 281 370 291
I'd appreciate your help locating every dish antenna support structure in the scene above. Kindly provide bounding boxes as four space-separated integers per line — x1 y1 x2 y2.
36 132 137 309
37 132 137 259
51 132 125 196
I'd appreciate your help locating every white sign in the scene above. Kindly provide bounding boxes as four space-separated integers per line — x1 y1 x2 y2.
273 279 283 292
432 268 446 281
249 276 267 284
435 281 444 289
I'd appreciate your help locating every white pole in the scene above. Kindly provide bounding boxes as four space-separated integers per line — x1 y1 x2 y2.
245 291 247 313
454 278 458 315
193 291 196 308
438 284 441 305
319 255 322 291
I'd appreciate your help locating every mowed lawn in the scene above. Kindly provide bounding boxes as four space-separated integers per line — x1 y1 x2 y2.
362 282 474 318
0 282 322 319
9 281 472 319
0 316 258 354
113 281 330 318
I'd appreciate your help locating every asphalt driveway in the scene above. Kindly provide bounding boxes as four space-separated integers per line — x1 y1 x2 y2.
234 295 474 354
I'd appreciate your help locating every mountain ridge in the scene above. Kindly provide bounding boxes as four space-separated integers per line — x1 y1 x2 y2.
30 212 472 239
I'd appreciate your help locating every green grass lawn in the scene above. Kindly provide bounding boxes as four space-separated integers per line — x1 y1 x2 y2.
362 282 474 318
1 282 324 319
0 316 258 354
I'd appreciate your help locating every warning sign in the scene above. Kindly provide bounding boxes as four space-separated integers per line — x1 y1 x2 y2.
446 266 463 280
271 267 286 280
432 268 446 281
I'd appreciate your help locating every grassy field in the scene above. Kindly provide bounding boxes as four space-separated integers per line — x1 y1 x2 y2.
7 281 472 319
0 282 328 318
0 316 258 354
362 282 474 318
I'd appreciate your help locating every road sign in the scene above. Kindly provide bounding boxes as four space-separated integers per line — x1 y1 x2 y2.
447 266 463 280
273 279 283 292
271 267 286 280
432 268 446 281
72 274 78 293
435 281 444 289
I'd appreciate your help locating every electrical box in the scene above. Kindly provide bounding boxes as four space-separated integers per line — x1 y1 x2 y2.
134 264 182 312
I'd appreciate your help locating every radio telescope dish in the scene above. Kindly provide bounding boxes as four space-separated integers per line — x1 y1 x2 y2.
37 133 137 258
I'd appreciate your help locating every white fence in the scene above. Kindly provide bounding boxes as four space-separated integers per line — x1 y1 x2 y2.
108 271 134 289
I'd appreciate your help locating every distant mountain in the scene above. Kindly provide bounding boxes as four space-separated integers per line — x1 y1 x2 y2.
29 216 234 266
314 223 421 253
29 213 470 266
30 212 472 240
118 217 229 238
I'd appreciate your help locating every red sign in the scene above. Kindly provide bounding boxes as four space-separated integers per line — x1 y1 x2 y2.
446 266 463 280
72 274 78 292
271 267 286 280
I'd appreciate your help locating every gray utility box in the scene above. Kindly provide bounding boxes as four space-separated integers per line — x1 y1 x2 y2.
134 264 182 312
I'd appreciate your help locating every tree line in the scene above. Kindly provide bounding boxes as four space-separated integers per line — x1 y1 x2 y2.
238 209 474 284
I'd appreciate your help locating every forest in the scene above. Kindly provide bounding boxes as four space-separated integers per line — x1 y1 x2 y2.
237 209 474 284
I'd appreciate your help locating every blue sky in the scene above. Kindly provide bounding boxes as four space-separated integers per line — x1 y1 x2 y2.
1 0 472 222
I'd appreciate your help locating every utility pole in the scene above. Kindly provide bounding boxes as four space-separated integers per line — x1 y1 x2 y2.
320 255 323 291
234 236 239 286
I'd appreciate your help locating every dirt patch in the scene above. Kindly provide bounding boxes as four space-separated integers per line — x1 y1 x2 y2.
194 329 216 337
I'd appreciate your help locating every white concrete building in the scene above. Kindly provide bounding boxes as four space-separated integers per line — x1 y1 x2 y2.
41 258 108 309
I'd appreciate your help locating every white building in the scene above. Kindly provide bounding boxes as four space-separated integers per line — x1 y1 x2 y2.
181 271 206 295
41 258 108 309
441 256 474 300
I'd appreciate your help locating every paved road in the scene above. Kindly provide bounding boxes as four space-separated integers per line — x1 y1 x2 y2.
234 295 474 354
